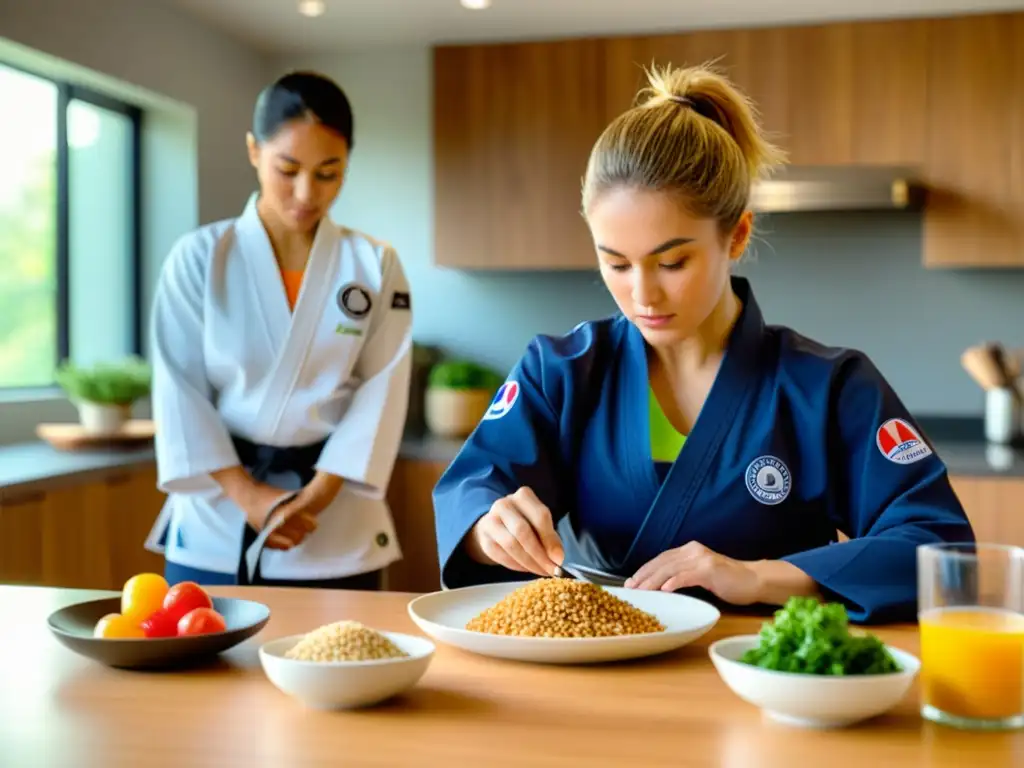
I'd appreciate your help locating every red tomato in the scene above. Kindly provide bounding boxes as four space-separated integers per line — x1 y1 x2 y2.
162 581 213 623
140 608 179 638
177 607 227 637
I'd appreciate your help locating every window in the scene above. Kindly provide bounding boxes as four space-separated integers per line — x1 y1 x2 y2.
0 61 142 390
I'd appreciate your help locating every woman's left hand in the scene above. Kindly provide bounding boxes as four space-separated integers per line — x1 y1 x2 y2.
263 473 345 548
300 471 345 515
625 541 763 605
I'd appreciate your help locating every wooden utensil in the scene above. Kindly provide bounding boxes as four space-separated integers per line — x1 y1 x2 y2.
986 342 1024 403
961 345 1006 391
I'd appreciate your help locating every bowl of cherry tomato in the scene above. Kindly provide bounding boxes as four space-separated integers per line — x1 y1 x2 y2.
46 573 271 670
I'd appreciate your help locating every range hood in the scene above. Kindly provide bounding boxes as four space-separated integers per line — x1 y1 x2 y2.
749 165 926 214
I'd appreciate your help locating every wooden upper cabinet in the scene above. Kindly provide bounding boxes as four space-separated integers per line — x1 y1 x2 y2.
602 29 791 154
602 34 685 118
779 23 855 165
432 12 1024 271
1013 13 1024 263
849 20 929 165
602 21 928 167
786 20 928 166
923 14 1022 267
433 40 606 270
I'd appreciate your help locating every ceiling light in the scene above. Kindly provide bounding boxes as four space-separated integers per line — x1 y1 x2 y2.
460 0 491 9
298 0 325 17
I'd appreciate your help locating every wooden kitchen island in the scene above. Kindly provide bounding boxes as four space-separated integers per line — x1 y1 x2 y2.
1 585 1020 767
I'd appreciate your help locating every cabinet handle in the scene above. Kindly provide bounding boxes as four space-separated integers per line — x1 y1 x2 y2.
2 491 46 506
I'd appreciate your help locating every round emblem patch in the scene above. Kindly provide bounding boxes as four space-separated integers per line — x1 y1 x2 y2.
337 283 372 320
482 381 520 421
745 455 792 506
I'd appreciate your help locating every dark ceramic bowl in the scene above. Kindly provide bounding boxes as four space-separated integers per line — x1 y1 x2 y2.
47 596 271 670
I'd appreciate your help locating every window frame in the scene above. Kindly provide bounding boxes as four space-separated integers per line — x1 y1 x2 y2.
0 59 144 394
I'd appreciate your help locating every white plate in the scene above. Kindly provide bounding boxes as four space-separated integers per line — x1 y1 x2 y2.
406 581 721 664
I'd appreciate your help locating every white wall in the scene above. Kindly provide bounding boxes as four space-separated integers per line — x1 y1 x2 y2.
0 0 273 444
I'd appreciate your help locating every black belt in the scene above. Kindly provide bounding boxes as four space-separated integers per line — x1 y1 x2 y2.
231 434 328 584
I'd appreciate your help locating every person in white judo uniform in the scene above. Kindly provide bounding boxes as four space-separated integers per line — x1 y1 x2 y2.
145 71 412 589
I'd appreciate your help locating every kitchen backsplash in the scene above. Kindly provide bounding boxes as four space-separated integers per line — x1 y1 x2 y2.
407 209 1024 417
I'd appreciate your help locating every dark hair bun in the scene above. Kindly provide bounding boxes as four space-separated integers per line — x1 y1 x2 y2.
252 71 354 148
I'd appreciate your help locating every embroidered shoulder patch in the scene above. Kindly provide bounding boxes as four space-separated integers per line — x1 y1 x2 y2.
482 381 519 421
876 418 933 465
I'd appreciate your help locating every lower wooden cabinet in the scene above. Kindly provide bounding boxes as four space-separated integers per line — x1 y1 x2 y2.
949 475 1024 548
0 457 451 595
0 466 166 590
1 461 1019 594
384 459 447 594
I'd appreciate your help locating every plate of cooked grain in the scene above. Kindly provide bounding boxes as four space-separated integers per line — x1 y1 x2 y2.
406 578 720 664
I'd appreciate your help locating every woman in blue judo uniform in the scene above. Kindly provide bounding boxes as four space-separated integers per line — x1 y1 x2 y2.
432 63 975 623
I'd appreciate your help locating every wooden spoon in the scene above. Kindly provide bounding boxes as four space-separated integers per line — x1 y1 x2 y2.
961 345 1006 391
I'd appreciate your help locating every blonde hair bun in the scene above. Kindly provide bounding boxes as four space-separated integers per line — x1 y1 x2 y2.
582 61 788 232
640 62 786 182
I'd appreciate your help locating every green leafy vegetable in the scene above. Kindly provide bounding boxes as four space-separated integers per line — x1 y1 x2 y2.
427 360 504 392
55 356 152 406
739 597 902 675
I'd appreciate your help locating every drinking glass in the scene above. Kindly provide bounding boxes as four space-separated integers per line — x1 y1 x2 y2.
917 542 1024 730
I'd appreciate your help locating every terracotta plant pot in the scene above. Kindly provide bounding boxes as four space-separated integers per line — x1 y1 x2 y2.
424 388 493 438
76 401 131 436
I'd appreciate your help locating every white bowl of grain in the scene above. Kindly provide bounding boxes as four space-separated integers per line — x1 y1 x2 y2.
258 620 435 710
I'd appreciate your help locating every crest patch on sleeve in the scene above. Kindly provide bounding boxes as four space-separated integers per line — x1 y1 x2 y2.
876 418 933 464
482 381 519 421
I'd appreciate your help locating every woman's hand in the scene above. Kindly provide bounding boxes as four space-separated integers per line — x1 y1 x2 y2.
300 471 345 514
625 542 819 606
466 487 564 577
213 466 345 550
259 473 343 550
261 494 319 550
625 542 763 604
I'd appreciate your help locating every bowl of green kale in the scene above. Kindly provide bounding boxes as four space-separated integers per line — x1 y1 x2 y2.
708 597 920 728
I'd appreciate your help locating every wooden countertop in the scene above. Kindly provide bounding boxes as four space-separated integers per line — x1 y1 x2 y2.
2 585 1020 767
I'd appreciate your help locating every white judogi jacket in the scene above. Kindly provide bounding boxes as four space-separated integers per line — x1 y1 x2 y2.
144 194 412 580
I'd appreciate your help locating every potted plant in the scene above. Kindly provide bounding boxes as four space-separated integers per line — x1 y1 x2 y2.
424 359 504 438
55 356 152 435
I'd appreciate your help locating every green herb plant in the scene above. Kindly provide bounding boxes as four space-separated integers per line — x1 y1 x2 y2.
55 356 152 406
739 596 902 675
427 360 504 393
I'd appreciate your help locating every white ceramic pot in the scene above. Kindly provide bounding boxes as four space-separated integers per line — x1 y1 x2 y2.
76 401 131 435
424 388 493 438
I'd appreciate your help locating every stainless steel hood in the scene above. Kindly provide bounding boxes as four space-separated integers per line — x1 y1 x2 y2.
749 165 926 214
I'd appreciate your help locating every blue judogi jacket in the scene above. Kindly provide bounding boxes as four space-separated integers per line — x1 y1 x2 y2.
432 277 975 623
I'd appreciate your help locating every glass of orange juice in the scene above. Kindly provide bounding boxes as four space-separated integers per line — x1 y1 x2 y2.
917 542 1024 730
